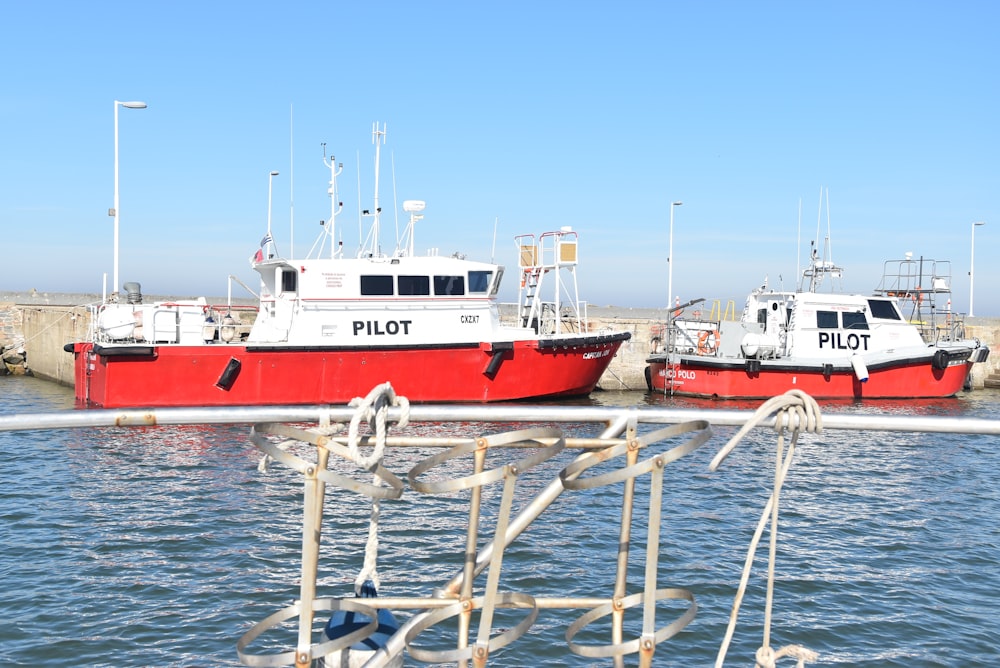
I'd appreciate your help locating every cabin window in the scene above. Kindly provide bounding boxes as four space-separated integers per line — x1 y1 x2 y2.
281 269 297 293
868 299 901 320
843 312 869 330
361 275 394 296
816 311 839 328
469 271 492 294
434 275 465 296
398 275 430 295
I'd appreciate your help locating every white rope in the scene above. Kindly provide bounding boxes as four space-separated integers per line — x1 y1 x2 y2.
712 390 822 668
756 644 819 668
348 383 410 593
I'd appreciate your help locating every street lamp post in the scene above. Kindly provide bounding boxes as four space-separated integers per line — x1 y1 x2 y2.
266 171 279 257
970 221 986 317
111 100 147 298
668 201 683 322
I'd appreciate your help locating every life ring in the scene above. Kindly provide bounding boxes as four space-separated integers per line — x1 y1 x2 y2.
697 329 719 355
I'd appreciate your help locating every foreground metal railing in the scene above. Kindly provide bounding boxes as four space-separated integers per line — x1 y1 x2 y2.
3 390 1000 668
5 403 1000 436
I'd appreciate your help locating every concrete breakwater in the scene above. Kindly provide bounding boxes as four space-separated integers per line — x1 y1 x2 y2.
3 292 999 393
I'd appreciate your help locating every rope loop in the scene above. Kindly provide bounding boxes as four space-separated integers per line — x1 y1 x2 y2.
713 390 822 668
709 389 822 472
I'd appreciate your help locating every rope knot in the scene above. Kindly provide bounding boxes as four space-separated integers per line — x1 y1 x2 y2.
756 644 819 667
755 645 776 668
771 389 823 437
347 382 411 469
348 383 410 594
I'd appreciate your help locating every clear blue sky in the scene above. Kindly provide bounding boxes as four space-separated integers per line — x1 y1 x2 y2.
3 2 997 314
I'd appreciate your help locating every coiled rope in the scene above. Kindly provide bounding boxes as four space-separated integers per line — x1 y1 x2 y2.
347 382 410 594
711 390 822 668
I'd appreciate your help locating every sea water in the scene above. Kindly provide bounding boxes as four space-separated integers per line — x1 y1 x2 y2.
1 375 998 666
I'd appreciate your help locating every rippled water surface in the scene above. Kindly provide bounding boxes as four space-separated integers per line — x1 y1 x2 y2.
2 376 999 666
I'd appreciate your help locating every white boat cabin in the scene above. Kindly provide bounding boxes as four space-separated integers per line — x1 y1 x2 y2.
729 289 924 361
248 254 505 346
672 288 924 362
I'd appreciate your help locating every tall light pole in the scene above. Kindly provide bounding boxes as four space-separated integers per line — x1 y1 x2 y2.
266 170 279 257
112 100 147 297
668 201 683 322
969 221 986 317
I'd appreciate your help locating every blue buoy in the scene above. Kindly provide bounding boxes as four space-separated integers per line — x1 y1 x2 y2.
322 580 401 667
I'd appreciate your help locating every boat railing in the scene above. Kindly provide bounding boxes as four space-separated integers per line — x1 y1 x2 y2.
87 301 257 345
874 257 958 337
514 229 586 336
926 314 968 345
3 389 999 666
707 299 738 322
649 298 729 357
498 301 589 334
875 258 953 298
201 304 257 344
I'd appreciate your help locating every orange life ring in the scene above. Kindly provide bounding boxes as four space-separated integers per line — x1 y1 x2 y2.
698 329 719 355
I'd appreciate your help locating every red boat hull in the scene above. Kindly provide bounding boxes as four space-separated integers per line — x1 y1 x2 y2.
647 356 972 400
71 335 628 408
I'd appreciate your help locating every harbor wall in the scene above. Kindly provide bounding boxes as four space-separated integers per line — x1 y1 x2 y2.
13 304 92 384
965 322 1000 389
3 296 999 394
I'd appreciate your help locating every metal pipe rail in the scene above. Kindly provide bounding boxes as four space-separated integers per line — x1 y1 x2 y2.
3 404 1000 435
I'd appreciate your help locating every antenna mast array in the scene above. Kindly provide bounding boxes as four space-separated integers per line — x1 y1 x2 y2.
322 143 344 258
364 122 387 257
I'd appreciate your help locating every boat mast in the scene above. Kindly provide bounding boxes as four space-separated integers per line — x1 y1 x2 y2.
322 143 343 258
367 122 386 257
801 188 843 292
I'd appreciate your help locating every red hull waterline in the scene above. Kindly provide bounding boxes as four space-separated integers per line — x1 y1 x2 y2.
72 335 627 408
647 358 972 400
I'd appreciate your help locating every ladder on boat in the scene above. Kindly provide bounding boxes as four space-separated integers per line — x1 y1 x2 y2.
519 266 544 330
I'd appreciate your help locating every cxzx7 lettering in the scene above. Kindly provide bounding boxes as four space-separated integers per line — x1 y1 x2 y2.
353 320 413 336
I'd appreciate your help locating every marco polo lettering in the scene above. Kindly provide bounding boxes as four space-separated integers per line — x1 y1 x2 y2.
353 320 413 336
818 332 871 351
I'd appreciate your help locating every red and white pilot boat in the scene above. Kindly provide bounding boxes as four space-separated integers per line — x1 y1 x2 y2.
68 126 629 408
646 246 989 400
